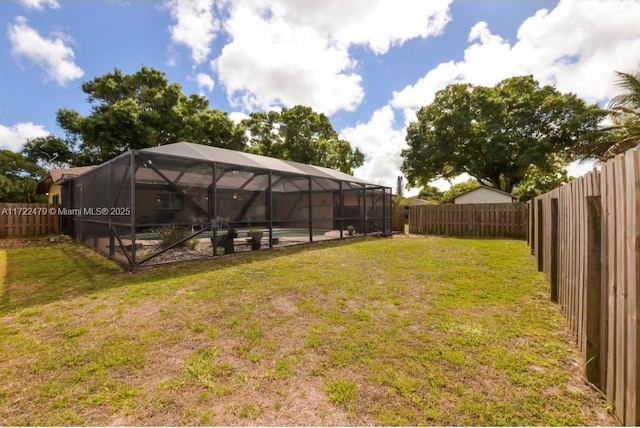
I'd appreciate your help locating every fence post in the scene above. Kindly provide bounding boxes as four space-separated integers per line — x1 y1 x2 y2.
550 198 559 302
537 199 544 272
530 200 536 255
525 202 529 244
624 150 640 425
585 195 603 389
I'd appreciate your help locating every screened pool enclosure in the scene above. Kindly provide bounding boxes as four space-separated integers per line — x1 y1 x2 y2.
62 142 392 267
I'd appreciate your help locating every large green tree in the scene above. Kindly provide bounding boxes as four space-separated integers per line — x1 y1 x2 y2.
0 150 46 203
417 185 444 204
242 105 364 174
401 75 603 193
512 160 571 202
56 66 245 165
574 68 640 160
22 134 74 169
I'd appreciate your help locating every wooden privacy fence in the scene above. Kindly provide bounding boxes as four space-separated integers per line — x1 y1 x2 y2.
529 148 640 426
0 203 60 238
406 203 527 238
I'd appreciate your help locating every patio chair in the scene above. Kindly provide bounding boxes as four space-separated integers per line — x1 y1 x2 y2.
211 217 230 230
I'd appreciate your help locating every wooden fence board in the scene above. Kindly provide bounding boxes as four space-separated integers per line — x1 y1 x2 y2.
604 161 617 404
614 154 627 423
567 181 576 334
392 205 405 232
559 189 567 312
586 195 603 387
578 176 586 352
625 150 640 424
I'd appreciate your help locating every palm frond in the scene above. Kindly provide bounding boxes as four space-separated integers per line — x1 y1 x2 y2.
608 70 640 110
573 67 640 161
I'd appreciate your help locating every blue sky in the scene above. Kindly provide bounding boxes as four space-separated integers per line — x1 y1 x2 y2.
2 0 640 192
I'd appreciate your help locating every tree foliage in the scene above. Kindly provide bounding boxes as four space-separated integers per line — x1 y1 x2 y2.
56 66 245 165
574 68 640 160
0 150 46 202
401 75 603 193
512 160 570 202
396 176 404 198
241 106 364 174
417 185 444 204
22 135 74 169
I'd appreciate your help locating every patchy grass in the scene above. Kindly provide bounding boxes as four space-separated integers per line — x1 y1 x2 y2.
0 236 615 426
325 379 358 407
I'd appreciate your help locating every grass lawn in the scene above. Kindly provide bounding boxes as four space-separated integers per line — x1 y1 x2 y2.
0 235 615 426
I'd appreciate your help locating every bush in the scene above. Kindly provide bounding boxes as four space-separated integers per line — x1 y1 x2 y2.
152 225 191 249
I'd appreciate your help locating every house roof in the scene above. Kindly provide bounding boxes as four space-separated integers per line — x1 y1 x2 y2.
451 184 516 202
139 142 373 186
36 166 95 194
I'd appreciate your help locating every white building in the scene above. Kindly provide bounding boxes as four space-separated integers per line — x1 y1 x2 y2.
452 185 516 204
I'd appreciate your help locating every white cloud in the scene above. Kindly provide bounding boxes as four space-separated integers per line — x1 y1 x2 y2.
7 16 84 86
341 106 406 188
567 159 597 179
338 0 451 54
195 72 215 92
228 111 249 124
165 0 220 65
267 0 452 54
16 0 60 10
213 3 363 115
391 60 464 127
0 122 49 152
392 0 640 122
208 0 453 115
514 0 640 103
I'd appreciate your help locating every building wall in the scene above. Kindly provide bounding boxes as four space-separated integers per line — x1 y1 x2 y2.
454 187 513 204
45 183 62 204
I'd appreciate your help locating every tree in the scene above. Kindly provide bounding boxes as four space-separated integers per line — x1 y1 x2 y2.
241 106 364 174
417 185 443 204
0 150 46 202
396 176 404 198
512 160 571 202
401 75 603 193
56 66 245 165
22 135 74 169
574 68 640 160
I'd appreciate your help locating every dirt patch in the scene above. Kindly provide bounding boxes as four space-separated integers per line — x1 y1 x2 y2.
0 235 73 249
268 296 300 316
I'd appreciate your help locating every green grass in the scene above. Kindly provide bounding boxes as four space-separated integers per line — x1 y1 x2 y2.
0 236 614 426
325 379 358 407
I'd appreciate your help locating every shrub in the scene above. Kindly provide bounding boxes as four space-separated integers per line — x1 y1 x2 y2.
152 225 191 249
